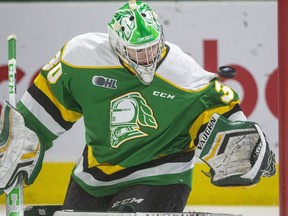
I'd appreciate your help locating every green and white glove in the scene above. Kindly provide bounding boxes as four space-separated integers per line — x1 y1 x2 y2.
0 101 44 194
195 113 276 187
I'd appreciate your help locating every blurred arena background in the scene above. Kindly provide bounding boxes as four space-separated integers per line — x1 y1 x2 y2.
0 0 278 215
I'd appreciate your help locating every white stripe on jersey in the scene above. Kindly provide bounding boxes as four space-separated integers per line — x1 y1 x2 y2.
21 91 66 136
73 156 194 187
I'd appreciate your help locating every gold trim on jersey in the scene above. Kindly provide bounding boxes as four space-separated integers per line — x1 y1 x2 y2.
155 73 212 92
87 145 125 175
188 100 240 149
121 61 136 75
34 74 82 123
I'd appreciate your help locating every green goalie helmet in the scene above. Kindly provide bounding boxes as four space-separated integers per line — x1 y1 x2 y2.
108 0 165 85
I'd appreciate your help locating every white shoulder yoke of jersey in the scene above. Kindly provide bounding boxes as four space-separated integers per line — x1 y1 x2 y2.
61 32 120 67
157 41 217 91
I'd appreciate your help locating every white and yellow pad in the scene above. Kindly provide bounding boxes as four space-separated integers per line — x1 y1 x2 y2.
0 101 42 194
195 113 273 187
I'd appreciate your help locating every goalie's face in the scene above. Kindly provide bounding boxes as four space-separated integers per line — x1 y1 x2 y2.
108 1 164 85
126 42 160 66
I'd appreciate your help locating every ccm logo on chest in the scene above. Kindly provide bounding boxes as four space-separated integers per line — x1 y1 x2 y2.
153 91 175 99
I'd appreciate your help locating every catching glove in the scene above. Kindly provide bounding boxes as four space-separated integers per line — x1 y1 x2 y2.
195 113 276 187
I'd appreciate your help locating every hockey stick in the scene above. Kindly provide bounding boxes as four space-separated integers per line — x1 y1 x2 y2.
6 34 24 216
53 212 242 216
22 205 241 216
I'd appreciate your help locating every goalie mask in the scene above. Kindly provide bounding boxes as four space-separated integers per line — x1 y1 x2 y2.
108 0 165 85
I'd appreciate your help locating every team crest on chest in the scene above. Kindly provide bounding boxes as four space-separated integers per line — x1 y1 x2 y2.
110 92 158 148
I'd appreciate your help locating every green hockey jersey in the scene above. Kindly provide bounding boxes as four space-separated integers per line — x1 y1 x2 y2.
18 33 242 197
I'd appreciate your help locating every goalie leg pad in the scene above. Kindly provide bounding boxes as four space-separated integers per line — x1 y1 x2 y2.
195 113 272 187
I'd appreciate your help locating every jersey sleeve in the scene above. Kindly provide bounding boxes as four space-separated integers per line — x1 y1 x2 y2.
188 79 246 149
17 49 83 150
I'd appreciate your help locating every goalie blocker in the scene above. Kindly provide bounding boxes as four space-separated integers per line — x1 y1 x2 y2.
0 101 44 194
195 113 276 187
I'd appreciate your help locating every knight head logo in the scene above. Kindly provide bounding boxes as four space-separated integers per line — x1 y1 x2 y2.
110 92 158 148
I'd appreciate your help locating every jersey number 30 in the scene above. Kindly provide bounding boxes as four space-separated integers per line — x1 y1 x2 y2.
43 51 62 84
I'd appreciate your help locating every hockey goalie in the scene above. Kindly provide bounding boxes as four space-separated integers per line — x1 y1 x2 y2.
0 0 276 213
